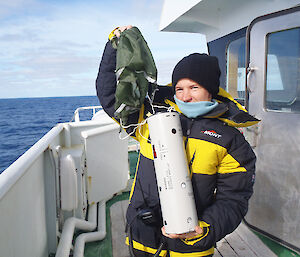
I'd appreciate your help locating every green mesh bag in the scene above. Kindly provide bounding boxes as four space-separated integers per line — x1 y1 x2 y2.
111 27 157 124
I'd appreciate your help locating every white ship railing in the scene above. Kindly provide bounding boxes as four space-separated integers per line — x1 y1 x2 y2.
71 106 102 122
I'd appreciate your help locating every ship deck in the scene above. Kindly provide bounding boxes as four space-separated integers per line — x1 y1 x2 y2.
110 200 277 257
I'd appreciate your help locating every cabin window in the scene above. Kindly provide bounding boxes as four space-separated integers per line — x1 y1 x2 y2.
226 37 246 104
265 28 300 112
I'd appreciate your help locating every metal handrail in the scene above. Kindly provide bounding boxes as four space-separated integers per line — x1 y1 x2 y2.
71 106 102 122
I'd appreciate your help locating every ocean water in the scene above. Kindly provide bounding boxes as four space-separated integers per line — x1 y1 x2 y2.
0 96 100 173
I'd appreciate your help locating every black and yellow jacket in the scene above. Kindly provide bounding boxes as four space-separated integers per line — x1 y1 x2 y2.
96 41 258 257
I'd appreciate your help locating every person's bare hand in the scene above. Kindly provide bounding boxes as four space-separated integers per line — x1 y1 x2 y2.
161 225 203 239
114 25 133 37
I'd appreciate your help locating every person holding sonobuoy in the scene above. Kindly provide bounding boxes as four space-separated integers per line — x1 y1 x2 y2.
96 25 259 257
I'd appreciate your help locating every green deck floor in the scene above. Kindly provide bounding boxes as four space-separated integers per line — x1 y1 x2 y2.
128 150 139 179
254 232 300 257
84 192 129 257
83 151 138 257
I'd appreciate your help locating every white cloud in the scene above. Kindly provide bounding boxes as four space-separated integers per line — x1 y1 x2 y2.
0 0 207 98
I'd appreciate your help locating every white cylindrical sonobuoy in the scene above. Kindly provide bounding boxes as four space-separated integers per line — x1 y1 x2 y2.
147 112 198 234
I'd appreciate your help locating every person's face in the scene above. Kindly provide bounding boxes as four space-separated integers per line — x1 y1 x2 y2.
175 78 212 102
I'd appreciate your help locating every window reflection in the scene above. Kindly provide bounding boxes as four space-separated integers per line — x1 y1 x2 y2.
266 28 300 112
226 37 246 103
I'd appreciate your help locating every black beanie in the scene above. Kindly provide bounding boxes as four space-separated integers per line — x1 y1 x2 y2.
172 53 221 97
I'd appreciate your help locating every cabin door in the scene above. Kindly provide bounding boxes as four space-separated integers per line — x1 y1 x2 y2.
245 7 300 252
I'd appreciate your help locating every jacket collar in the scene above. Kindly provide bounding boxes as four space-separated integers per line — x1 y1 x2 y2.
203 102 228 118
214 88 260 127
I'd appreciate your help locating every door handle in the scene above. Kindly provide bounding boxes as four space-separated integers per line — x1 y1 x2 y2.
247 65 258 92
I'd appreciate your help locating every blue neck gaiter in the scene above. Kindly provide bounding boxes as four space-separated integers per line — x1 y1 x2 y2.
174 95 218 118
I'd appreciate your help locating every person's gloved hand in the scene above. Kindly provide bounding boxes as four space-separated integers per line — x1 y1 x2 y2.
114 25 133 37
161 225 203 239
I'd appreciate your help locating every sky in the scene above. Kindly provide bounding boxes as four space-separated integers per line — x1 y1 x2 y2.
0 0 207 98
